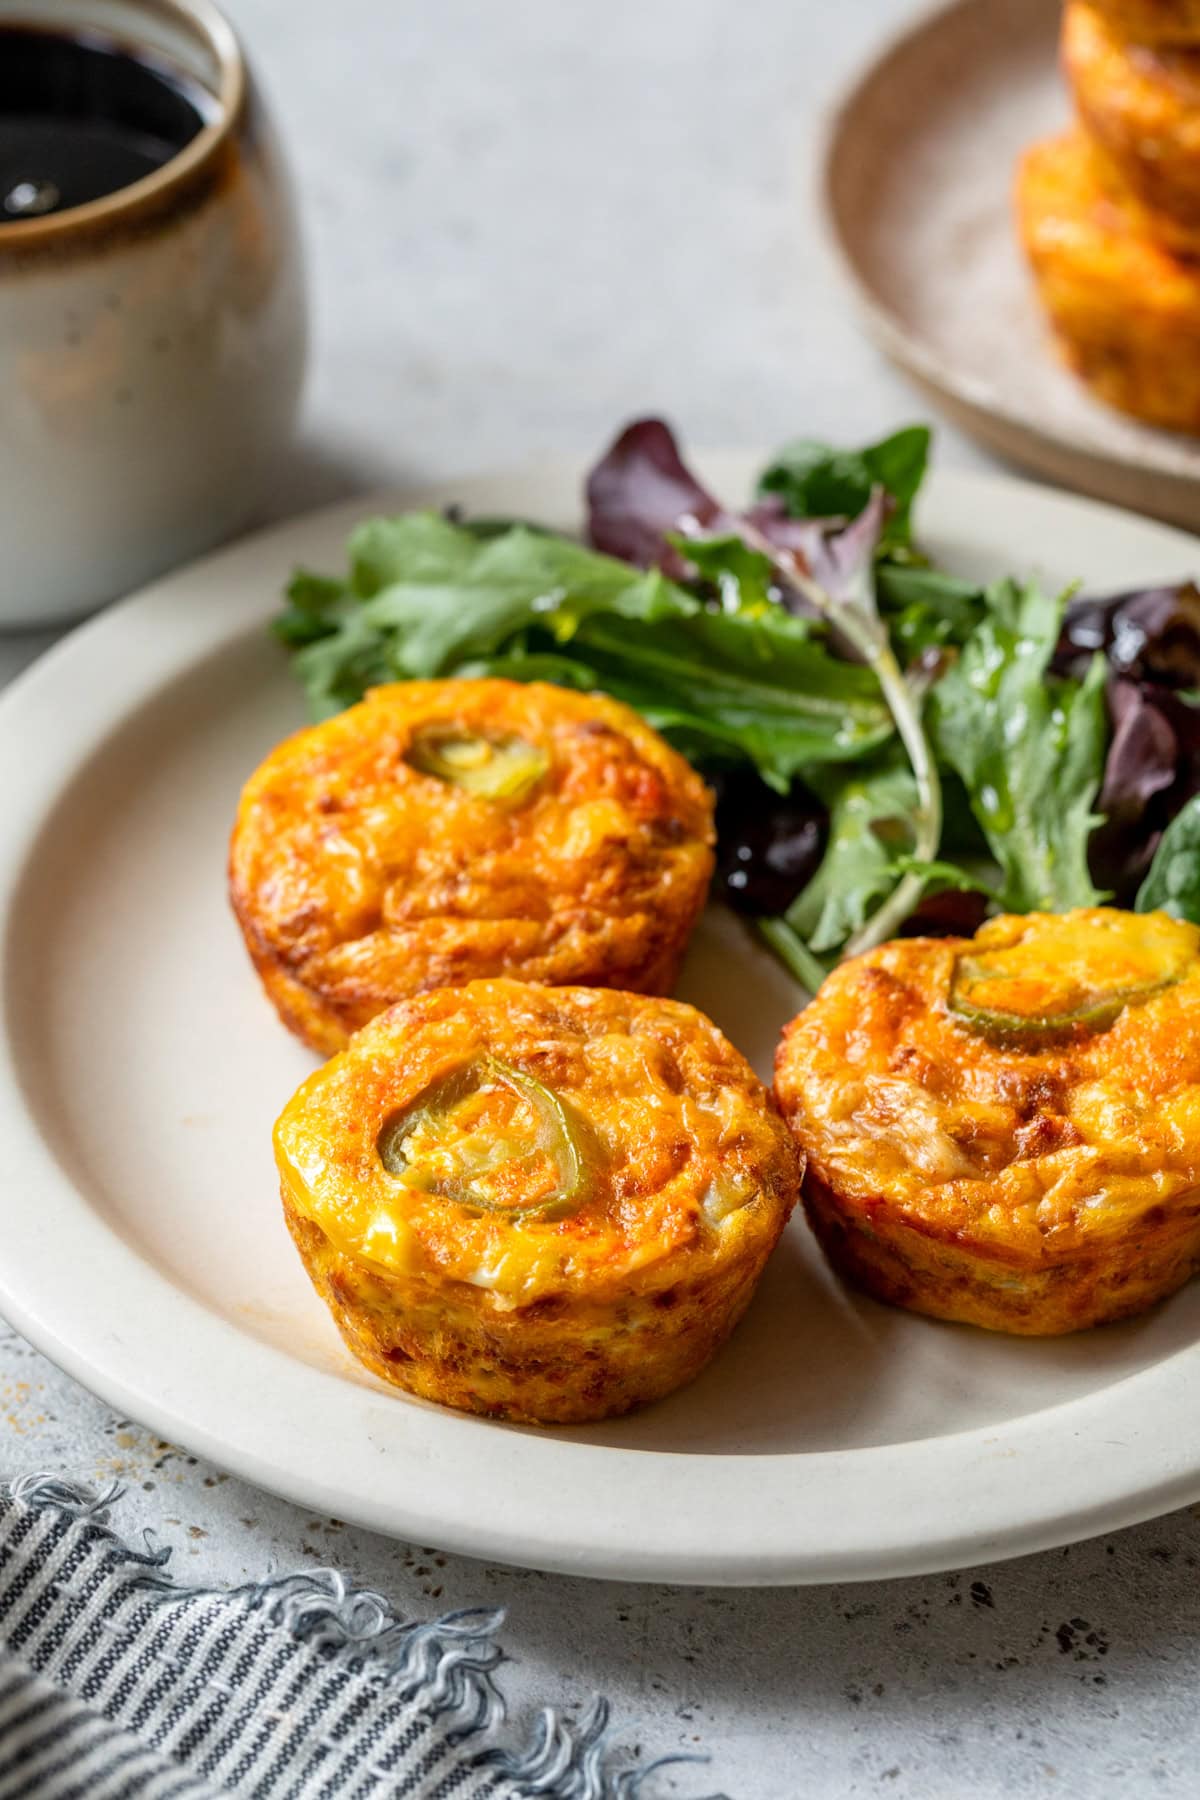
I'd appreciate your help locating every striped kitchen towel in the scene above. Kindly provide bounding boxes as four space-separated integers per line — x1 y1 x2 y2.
0 1477 719 1799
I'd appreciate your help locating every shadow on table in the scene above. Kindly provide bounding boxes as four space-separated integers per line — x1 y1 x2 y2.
256 434 400 521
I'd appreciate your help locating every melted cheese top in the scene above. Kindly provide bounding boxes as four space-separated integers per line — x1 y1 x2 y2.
231 679 715 1008
776 909 1200 1261
275 979 799 1303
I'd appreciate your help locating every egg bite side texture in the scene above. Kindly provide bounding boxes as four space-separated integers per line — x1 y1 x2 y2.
274 979 801 1424
775 909 1200 1336
1064 0 1200 253
231 679 716 1055
1016 130 1200 430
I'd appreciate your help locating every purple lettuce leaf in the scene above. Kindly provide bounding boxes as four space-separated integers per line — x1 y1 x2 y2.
709 764 828 916
777 487 889 615
585 416 888 627
1053 585 1200 898
1089 678 1200 899
585 416 864 575
585 419 737 578
1056 584 1200 687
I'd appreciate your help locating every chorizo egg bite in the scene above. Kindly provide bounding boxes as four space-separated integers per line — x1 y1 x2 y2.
231 679 715 1054
1064 1 1200 254
775 908 1200 1336
274 979 800 1423
1016 130 1200 430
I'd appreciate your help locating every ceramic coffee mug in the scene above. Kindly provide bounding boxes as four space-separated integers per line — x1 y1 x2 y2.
0 0 307 626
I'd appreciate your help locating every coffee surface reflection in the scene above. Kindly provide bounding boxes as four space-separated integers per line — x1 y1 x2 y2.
0 25 215 222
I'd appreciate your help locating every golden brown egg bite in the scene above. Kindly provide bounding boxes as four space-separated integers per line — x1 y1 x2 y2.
230 678 715 1055
775 908 1200 1336
1016 130 1200 430
1064 1 1200 254
274 978 800 1423
1082 0 1200 42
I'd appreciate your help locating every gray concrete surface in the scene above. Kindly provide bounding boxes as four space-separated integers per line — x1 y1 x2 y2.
4 2 1198 1795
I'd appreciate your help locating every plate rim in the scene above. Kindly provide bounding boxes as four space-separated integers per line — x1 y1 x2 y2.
5 456 1200 1585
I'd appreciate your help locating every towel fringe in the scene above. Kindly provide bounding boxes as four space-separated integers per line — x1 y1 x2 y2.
2 1475 720 1800
477 1694 723 1798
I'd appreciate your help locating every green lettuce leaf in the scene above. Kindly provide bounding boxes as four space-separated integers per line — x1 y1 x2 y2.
875 563 987 657
784 757 920 955
278 514 696 715
928 579 1108 913
669 533 776 612
756 425 931 552
1136 793 1200 921
571 611 890 790
275 512 894 790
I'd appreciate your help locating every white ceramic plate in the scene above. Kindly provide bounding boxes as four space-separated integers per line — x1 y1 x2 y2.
5 456 1200 1587
821 0 1200 531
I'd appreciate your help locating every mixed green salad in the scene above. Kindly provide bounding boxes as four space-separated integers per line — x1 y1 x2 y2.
274 418 1200 990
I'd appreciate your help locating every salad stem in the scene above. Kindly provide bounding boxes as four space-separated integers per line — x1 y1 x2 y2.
732 520 943 959
754 917 830 995
841 635 942 955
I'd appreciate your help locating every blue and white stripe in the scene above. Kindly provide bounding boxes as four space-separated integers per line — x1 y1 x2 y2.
0 1477 714 1800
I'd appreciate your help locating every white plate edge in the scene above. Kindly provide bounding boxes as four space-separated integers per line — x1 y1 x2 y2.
2 456 1200 1583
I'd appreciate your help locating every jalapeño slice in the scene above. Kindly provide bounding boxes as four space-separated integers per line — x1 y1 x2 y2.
406 724 548 803
948 910 1195 1047
377 1056 587 1220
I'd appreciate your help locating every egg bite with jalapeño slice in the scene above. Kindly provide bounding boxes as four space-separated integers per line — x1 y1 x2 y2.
776 908 1200 1335
231 679 716 1054
274 979 801 1423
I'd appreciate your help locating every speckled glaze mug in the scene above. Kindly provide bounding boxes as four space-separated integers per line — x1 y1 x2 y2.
0 0 307 626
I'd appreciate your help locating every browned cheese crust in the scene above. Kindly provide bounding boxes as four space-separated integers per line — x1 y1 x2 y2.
275 979 801 1422
1083 0 1200 42
774 911 1200 1335
1065 1 1200 251
1015 130 1200 430
231 679 715 1054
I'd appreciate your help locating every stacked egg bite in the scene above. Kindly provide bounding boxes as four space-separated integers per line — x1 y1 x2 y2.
1018 1 1200 429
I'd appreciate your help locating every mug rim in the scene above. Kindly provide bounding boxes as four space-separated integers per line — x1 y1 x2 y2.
0 0 245 245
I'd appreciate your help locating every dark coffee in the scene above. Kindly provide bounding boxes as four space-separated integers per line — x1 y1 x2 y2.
0 26 216 224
